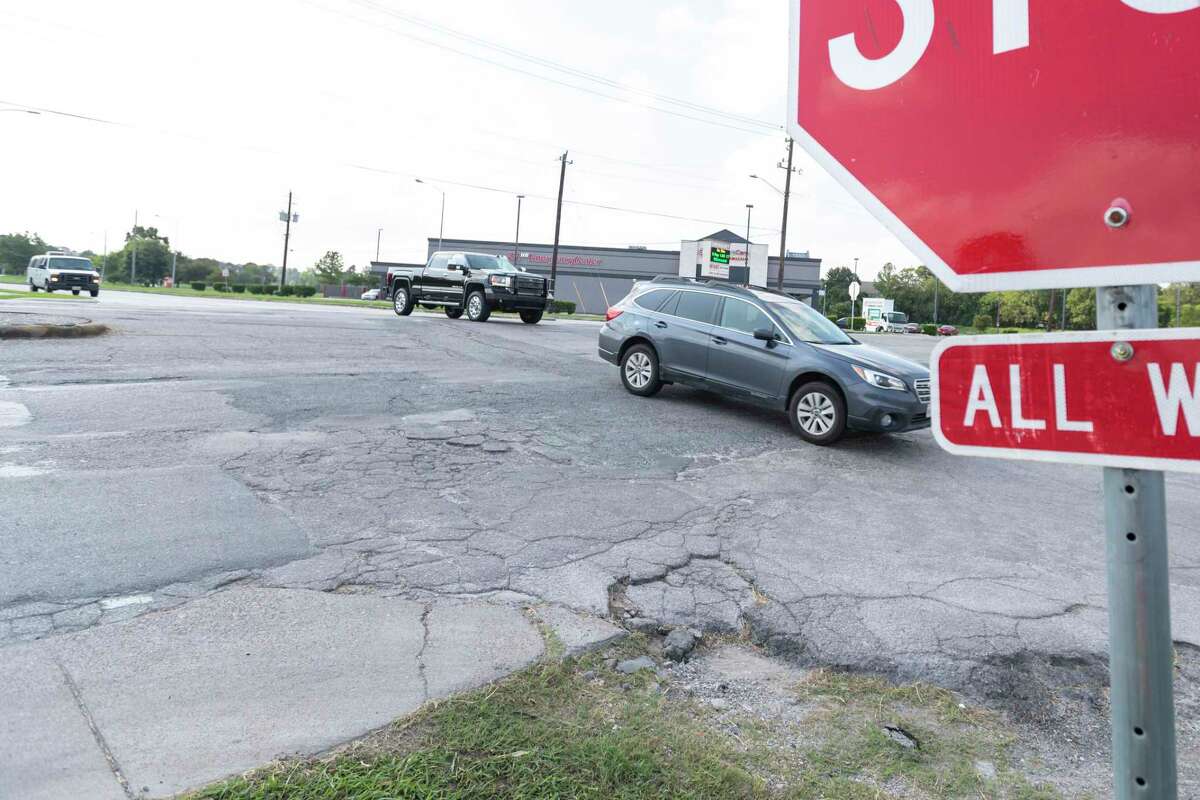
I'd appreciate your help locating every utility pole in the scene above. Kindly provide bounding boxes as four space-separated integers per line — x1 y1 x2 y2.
170 251 177 287
777 138 796 292
376 228 382 263
513 195 525 264
745 204 754 287
280 191 294 289
550 152 570 294
130 244 137 285
933 279 940 325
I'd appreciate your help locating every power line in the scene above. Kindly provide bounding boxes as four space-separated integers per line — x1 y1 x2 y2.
343 0 781 132
300 0 777 138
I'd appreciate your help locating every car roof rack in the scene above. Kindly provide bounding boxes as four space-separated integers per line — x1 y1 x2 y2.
648 275 703 286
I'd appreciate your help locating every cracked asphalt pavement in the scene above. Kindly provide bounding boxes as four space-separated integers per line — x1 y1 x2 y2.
2 291 1198 795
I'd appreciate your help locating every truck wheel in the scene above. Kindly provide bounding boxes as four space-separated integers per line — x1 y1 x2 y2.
789 381 846 446
29 283 38 293
445 307 463 319
72 289 80 296
519 310 543 325
620 344 663 397
465 291 491 322
90 289 100 298
393 286 415 317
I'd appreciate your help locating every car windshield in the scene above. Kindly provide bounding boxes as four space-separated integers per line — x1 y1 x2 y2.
49 257 94 271
765 298 854 345
465 254 518 272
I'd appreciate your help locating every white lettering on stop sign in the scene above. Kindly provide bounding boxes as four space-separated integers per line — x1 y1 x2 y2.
830 0 1199 91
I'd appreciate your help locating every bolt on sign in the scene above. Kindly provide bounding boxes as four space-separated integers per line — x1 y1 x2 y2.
932 331 1200 473
786 0 1200 291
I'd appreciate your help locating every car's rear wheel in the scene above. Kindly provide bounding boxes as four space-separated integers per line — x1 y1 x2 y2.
445 307 463 319
466 291 491 322
29 283 38 292
789 381 846 446
620 344 663 397
519 310 543 325
393 286 415 316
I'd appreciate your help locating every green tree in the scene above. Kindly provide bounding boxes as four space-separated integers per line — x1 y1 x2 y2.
978 291 1043 328
313 251 345 285
0 232 50 275
822 266 858 319
1065 288 1097 330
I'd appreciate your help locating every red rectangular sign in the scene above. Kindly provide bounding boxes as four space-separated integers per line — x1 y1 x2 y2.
932 330 1200 473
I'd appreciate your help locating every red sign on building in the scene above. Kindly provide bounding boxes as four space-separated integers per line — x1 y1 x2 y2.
787 1 1200 291
932 331 1200 473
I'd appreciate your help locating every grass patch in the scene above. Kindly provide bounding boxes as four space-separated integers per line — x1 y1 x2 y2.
0 289 88 302
187 642 1072 800
0 274 24 284
788 670 1065 799
191 653 764 800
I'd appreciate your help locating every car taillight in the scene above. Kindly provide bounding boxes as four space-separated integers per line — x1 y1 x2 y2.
605 307 623 322
386 272 393 285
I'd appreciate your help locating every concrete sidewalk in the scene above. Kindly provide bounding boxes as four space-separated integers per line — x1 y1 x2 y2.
0 588 624 799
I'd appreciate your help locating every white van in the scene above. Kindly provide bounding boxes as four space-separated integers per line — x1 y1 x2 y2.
26 252 101 297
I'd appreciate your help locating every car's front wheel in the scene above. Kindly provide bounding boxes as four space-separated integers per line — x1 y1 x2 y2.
519 310 543 325
620 344 663 397
465 291 491 322
90 289 99 298
393 286 415 316
29 282 38 293
789 381 847 446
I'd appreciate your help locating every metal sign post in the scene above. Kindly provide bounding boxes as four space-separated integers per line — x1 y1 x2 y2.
1097 285 1177 799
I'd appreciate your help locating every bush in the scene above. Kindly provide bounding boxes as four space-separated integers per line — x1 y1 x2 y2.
1002 328 1021 334
848 317 866 331
973 314 993 332
275 286 297 296
214 284 231 292
549 300 576 315
249 284 270 295
922 324 939 336
294 286 317 298
190 282 207 291
231 284 247 294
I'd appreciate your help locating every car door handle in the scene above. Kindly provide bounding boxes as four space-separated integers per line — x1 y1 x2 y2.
655 321 668 329
711 336 728 346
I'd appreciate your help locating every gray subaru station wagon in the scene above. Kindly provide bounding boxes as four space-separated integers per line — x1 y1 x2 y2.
598 278 931 445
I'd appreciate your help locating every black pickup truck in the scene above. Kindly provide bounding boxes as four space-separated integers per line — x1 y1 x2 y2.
388 251 551 324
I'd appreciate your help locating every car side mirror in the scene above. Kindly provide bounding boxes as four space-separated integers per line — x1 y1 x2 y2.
753 328 776 343
447 264 458 271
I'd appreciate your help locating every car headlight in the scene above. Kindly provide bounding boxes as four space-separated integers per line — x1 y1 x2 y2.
49 274 59 281
852 365 908 392
489 275 513 288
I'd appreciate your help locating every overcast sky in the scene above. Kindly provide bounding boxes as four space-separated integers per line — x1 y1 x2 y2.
0 0 917 279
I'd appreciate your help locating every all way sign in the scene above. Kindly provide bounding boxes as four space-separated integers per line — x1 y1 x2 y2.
932 330 1200 474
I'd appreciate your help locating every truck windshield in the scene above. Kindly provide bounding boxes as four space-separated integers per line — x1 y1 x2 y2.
765 299 854 345
885 312 908 324
48 257 94 271
465 254 518 272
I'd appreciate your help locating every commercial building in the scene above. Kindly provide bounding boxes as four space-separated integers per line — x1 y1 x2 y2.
370 230 822 315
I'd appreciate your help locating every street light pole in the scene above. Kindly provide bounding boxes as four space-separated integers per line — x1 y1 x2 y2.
416 179 447 252
513 195 525 264
280 191 294 289
376 228 382 263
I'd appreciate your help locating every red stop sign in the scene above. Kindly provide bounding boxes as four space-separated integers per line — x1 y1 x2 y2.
788 1 1200 291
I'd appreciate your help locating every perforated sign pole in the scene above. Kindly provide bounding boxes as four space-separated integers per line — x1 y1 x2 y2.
1098 285 1177 800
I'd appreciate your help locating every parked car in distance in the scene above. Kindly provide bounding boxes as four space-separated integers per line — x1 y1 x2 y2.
26 252 101 297
835 317 849 330
904 322 921 334
938 324 960 336
598 278 931 445
361 289 381 301
388 251 551 324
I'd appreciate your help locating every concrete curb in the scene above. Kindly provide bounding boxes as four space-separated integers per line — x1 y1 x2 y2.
0 323 109 340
